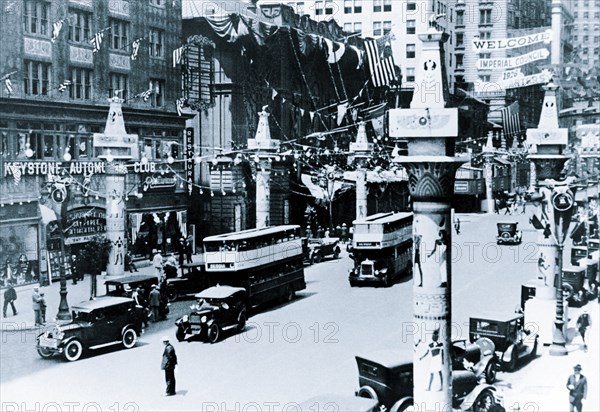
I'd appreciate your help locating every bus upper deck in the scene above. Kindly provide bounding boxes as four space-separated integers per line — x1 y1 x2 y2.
352 212 413 249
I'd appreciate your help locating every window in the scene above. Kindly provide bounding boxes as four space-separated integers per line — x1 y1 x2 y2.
23 0 50 36
373 22 382 36
407 20 416 34
406 44 416 58
583 48 589 54
316 0 323 15
149 79 164 107
406 67 415 82
354 0 362 13
456 54 464 68
479 53 491 59
574 11 579 18
584 12 589 18
344 0 351 13
480 75 491 82
373 0 381 12
149 28 164 58
353 22 362 34
456 32 464 47
110 19 130 50
407 2 416 11
69 67 92 100
383 0 391 12
150 0 164 6
383 21 392 35
344 23 352 32
325 0 334 14
109 73 128 99
23 60 51 96
449 53 452 67
479 31 491 39
456 10 464 25
595 12 600 19
68 9 92 43
584 35 589 41
480 9 492 24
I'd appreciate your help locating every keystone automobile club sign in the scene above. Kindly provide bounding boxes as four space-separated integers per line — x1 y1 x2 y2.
472 29 552 51
477 48 549 70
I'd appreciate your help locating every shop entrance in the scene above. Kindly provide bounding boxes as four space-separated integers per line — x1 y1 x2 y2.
130 211 185 258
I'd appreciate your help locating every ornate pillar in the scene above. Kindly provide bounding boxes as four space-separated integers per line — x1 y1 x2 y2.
482 132 495 213
105 162 127 276
350 122 371 220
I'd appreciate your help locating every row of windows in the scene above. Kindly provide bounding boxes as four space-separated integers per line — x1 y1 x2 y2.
23 1 166 58
372 21 392 36
22 60 165 106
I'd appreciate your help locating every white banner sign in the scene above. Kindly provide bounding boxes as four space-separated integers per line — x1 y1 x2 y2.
500 69 553 89
477 48 549 70
472 29 552 51
502 68 523 81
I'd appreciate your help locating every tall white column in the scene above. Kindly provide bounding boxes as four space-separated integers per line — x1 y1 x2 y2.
551 0 562 66
105 162 126 276
350 122 371 221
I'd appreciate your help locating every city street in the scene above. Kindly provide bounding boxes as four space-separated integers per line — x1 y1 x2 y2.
2 209 597 411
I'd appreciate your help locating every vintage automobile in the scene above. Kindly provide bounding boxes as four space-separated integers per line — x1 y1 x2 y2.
355 350 504 412
559 265 586 301
36 297 144 362
451 338 498 384
175 285 247 343
306 237 342 264
165 262 210 302
496 222 522 245
469 312 538 372
298 394 379 412
105 273 169 319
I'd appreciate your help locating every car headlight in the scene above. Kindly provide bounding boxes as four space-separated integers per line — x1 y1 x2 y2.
201 316 207 323
182 315 188 323
375 270 380 275
380 268 388 274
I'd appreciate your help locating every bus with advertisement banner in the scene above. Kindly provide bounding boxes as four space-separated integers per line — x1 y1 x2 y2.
349 212 413 287
203 225 306 307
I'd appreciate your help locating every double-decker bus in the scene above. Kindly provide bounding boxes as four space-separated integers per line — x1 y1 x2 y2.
203 225 306 307
348 212 413 287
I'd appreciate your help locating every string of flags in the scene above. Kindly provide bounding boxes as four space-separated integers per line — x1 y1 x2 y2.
51 19 64 43
173 46 187 68
91 27 111 54
131 38 143 60
58 80 72 92
176 97 186 116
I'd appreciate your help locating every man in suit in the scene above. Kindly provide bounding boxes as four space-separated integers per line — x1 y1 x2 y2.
149 285 161 322
160 336 177 396
567 364 587 412
32 287 42 326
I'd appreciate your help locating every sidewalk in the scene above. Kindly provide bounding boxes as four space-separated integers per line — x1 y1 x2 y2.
0 254 202 331
500 300 599 412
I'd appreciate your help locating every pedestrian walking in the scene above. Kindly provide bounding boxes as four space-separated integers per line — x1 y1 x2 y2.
3 280 17 318
161 336 177 396
152 250 163 278
132 287 149 327
149 285 161 322
341 223 348 243
567 364 587 412
454 217 461 235
177 237 185 266
70 255 78 285
39 292 47 323
576 310 591 352
185 235 193 264
125 250 138 272
32 287 42 326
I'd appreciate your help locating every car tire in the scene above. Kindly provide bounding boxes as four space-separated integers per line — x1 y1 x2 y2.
122 328 137 349
166 287 178 303
390 399 414 412
176 327 186 342
357 386 379 401
237 311 247 332
208 323 221 344
562 283 574 300
333 247 340 259
312 252 322 264
64 340 83 362
473 389 495 412
484 361 497 384
37 346 53 359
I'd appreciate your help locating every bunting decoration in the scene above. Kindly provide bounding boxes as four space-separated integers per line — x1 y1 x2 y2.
349 45 364 69
172 46 185 68
272 89 278 100
58 80 72 92
135 88 153 102
337 102 349 126
131 38 143 60
4 78 13 96
91 27 110 53
51 19 64 43
176 98 185 116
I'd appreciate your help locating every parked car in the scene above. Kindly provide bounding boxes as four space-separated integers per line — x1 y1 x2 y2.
496 222 522 245
469 312 538 372
36 297 144 361
175 285 247 343
105 273 169 319
451 339 498 384
306 237 342 264
165 262 210 302
559 265 586 301
355 350 504 412
298 394 379 412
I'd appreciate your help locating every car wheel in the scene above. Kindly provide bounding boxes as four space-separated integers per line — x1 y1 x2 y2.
237 311 247 332
313 252 323 264
357 386 379 401
507 349 518 372
484 361 497 384
530 339 538 361
37 346 53 359
166 287 178 303
391 399 414 412
562 283 574 300
122 328 138 349
64 340 83 362
333 247 340 259
208 323 221 344
176 327 186 342
473 389 495 412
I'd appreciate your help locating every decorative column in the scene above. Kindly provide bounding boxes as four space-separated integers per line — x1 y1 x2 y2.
551 0 563 66
390 22 462 411
482 132 495 213
248 108 280 228
349 122 372 220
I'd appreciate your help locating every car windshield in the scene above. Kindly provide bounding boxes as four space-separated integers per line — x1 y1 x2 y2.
475 320 500 334
72 310 93 322
498 224 515 231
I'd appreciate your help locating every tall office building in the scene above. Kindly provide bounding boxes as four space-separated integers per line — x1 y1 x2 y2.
570 0 600 70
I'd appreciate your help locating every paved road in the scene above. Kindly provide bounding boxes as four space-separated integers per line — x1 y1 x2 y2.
1 209 597 411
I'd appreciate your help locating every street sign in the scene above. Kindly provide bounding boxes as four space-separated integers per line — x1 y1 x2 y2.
552 191 574 211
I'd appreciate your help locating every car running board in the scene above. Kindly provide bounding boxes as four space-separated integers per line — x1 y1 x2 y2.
88 340 122 350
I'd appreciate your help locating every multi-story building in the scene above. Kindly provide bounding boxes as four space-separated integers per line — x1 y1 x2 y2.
0 0 189 288
570 0 600 70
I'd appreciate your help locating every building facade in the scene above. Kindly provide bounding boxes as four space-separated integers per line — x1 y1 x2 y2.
0 0 189 288
570 0 600 70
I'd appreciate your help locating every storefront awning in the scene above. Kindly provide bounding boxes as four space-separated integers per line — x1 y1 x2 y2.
39 204 57 225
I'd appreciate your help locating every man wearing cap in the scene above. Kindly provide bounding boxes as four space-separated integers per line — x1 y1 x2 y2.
567 364 587 412
576 310 591 352
160 336 177 396
149 285 161 322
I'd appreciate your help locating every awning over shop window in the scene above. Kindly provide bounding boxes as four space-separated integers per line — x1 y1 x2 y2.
39 204 57 225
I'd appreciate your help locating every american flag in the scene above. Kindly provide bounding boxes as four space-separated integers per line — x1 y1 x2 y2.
51 19 64 43
501 101 521 139
364 39 398 88
91 27 109 53
58 80 72 92
172 46 185 68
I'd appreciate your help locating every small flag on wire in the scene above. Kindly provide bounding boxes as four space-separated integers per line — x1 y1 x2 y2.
172 46 185 68
131 38 143 60
91 27 109 53
500 101 521 139
176 98 185 116
51 19 64 43
136 88 153 102
4 78 13 95
364 39 398 88
58 80 72 92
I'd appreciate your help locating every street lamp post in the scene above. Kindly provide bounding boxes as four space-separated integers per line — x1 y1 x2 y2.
55 214 71 321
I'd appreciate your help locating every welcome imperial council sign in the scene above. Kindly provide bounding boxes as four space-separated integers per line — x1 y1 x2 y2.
472 29 552 52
